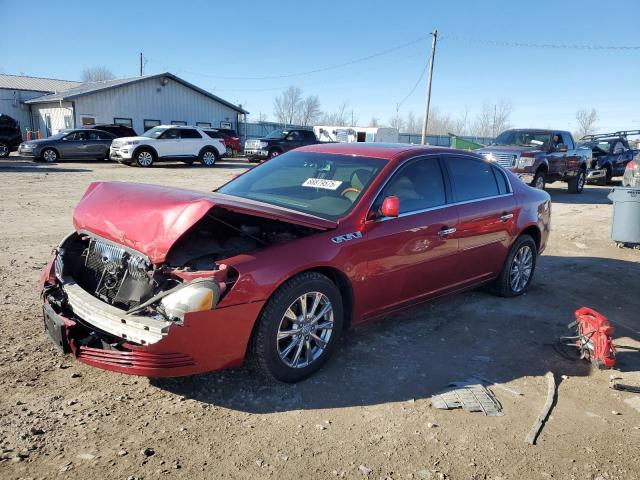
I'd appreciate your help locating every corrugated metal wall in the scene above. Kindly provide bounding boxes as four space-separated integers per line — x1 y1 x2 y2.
30 102 74 136
74 76 240 135
0 89 46 133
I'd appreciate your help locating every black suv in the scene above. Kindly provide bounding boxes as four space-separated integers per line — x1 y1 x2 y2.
0 114 23 158
244 129 320 162
84 124 137 138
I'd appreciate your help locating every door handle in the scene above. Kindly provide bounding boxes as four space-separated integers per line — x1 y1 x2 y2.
438 227 456 237
500 213 514 221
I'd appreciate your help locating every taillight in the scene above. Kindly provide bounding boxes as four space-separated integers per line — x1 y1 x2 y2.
629 161 638 170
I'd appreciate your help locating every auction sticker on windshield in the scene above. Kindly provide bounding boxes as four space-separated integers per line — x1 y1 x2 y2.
302 178 343 190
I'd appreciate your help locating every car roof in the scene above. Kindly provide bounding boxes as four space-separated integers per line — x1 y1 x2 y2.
296 142 478 161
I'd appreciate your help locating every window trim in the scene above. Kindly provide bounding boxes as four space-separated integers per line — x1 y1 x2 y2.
143 119 161 131
443 154 511 204
196 122 211 128
113 117 133 127
171 120 187 126
367 153 513 223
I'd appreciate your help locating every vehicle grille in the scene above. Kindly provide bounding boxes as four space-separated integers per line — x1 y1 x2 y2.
245 139 261 149
482 152 517 168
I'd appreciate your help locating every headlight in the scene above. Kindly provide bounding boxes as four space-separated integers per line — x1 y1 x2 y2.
124 140 140 146
259 141 269 148
518 156 534 168
159 280 220 322
482 153 494 162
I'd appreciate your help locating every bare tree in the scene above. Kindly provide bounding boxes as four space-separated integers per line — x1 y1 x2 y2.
404 111 422 134
368 117 380 128
298 95 321 126
274 86 303 125
321 101 350 126
575 108 598 139
81 66 115 82
470 100 513 138
388 112 405 132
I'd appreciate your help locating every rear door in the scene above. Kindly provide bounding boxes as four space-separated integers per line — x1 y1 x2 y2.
59 131 86 157
561 132 581 175
283 131 304 151
442 155 517 284
86 130 113 157
361 156 460 319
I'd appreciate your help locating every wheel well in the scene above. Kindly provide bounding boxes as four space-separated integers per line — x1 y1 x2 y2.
536 163 548 174
304 266 354 330
521 225 541 252
132 145 157 160
41 146 59 157
200 145 221 159
269 146 282 153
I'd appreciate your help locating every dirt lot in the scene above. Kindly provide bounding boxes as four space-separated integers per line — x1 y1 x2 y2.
1 155 639 480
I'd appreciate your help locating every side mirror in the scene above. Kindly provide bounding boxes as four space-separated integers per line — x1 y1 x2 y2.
381 196 400 218
556 144 568 153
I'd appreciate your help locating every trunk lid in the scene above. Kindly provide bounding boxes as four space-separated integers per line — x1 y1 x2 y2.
73 182 336 264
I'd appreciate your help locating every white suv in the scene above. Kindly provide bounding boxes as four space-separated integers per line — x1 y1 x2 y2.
110 125 225 167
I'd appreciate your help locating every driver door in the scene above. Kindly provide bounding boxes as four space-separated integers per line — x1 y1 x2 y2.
284 131 303 151
360 156 460 320
157 128 182 158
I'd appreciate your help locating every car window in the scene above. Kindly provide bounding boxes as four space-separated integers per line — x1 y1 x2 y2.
204 130 223 139
613 141 625 153
302 131 316 141
288 131 300 141
180 129 202 139
445 156 501 202
492 167 510 194
560 132 574 149
218 151 386 220
64 132 78 141
377 158 447 214
88 131 111 140
160 129 181 139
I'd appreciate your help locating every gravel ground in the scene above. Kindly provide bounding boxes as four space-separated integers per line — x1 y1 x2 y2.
0 155 639 480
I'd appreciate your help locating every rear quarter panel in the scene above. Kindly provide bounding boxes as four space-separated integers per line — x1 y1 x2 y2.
509 172 551 253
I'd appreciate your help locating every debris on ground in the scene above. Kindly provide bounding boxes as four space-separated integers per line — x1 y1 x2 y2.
525 372 556 445
561 307 616 369
430 379 503 416
611 382 640 393
472 374 523 397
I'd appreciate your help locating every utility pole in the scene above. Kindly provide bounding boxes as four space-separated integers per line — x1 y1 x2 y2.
140 52 143 76
421 30 438 145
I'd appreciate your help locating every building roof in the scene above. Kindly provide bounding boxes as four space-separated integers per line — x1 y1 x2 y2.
0 74 82 93
24 72 248 114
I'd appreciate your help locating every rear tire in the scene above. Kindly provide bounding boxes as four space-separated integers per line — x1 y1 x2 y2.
134 149 154 167
199 148 218 167
250 272 343 383
490 234 537 297
568 168 586 194
0 141 10 158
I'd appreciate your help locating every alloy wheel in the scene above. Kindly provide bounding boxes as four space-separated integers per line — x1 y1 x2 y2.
202 151 216 166
509 245 533 293
534 175 545 189
137 151 153 167
43 149 57 162
270 150 279 158
578 171 585 192
225 146 233 157
0 143 8 157
277 292 334 369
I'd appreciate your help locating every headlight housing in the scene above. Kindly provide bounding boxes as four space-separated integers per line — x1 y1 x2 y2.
518 156 535 168
258 141 269 148
159 280 220 322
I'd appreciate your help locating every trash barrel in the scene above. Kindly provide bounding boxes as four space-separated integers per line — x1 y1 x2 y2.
607 187 640 245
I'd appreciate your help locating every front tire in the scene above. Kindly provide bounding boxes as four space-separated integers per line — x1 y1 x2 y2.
491 234 537 297
267 149 281 160
568 168 586 194
41 148 58 163
134 149 154 167
531 170 546 190
0 141 9 158
250 272 343 383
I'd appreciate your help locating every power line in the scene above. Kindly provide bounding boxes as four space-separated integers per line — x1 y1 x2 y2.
395 61 429 111
145 34 430 81
441 34 640 50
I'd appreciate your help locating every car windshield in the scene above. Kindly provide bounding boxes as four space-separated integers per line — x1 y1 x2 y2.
50 131 69 140
217 151 386 220
142 127 167 139
264 129 287 139
493 130 551 148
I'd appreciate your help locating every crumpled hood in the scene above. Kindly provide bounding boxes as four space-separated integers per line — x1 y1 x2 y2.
73 182 335 264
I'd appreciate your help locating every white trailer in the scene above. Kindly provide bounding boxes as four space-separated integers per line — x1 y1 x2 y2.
313 125 399 143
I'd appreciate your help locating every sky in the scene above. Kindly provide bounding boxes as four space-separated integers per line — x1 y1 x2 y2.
1 0 638 133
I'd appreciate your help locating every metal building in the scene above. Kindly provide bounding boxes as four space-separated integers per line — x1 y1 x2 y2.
1 72 247 137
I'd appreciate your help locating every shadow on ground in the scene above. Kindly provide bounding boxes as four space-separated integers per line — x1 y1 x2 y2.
152 255 638 413
545 181 620 205
0 160 92 173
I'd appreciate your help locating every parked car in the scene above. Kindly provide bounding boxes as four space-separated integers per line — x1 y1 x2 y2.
0 114 23 158
109 125 225 167
579 130 640 185
202 128 239 157
18 129 115 162
623 160 640 187
84 123 137 138
41 144 551 382
244 129 321 162
476 129 591 193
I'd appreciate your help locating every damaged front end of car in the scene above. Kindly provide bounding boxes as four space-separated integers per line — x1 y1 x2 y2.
39 181 327 377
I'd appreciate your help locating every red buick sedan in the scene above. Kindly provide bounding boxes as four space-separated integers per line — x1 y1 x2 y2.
40 143 551 382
